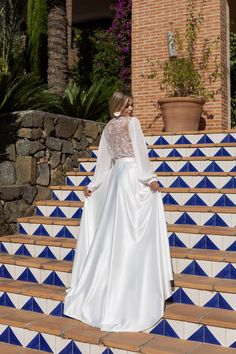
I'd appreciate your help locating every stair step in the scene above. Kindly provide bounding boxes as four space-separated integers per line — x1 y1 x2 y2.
0 235 75 248
67 171 236 177
78 156 236 162
0 304 235 351
171 247 236 262
0 342 48 353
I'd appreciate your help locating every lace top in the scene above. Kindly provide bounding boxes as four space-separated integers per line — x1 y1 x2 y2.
87 116 157 191
104 117 134 159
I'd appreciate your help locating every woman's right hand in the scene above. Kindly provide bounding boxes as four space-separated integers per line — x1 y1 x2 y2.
149 181 160 192
83 186 92 197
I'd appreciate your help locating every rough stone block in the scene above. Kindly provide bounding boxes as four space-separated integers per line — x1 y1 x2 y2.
29 141 45 155
55 117 78 138
50 151 61 169
21 186 37 204
62 141 73 154
16 139 31 156
35 186 51 201
5 144 16 161
51 168 65 185
84 121 99 139
16 156 37 184
44 116 55 136
0 186 21 201
0 203 4 224
0 161 16 185
37 163 50 186
17 128 43 140
4 199 34 223
46 137 62 151
21 112 44 127
74 124 84 140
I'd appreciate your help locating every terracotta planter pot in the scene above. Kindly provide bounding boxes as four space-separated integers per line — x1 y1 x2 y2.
158 97 206 132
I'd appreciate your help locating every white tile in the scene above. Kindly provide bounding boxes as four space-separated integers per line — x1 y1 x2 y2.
207 325 226 346
225 328 236 347
183 321 201 340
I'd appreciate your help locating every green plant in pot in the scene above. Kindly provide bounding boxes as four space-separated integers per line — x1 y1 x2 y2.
150 0 220 132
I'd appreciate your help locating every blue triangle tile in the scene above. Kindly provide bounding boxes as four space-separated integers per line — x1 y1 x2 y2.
193 235 219 250
182 260 207 276
167 149 182 157
102 349 115 354
0 265 13 279
51 192 59 200
204 161 223 172
91 166 96 172
188 325 220 345
226 241 236 251
91 151 97 158
148 149 159 157
154 136 169 145
175 212 196 225
66 177 74 186
35 208 44 216
216 263 236 279
63 249 75 261
222 177 236 189
38 246 56 259
168 233 186 247
33 225 50 237
204 293 233 310
155 162 173 172
18 267 38 283
79 165 87 172
43 271 65 287
204 213 228 227
151 319 179 338
65 191 80 201
195 177 216 189
185 194 207 206
191 148 206 157
214 195 235 207
179 162 198 172
221 134 236 143
27 333 53 352
15 244 32 257
79 176 91 186
163 193 178 205
72 208 83 218
214 147 231 156
50 207 66 218
170 177 189 188
18 224 27 235
204 327 221 345
197 135 214 144
0 243 9 254
170 288 194 304
0 326 22 346
0 292 15 307
56 226 74 239
22 297 43 313
230 165 236 172
50 302 64 317
175 135 192 144
230 341 236 348
59 340 82 354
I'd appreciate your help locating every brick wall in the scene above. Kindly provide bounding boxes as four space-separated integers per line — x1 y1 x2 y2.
132 0 230 134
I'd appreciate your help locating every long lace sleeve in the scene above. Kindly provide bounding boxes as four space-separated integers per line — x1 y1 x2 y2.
87 130 112 191
129 117 157 185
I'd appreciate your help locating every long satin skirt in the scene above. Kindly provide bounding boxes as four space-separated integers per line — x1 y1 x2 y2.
64 157 173 332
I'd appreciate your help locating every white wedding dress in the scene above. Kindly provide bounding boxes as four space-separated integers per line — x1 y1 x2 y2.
64 116 173 332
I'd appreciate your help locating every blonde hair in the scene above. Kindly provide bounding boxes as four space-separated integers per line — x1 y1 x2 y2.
109 91 132 118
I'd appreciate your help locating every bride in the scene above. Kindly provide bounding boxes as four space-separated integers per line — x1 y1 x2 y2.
64 91 173 332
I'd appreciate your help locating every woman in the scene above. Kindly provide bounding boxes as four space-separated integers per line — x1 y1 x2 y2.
64 91 173 332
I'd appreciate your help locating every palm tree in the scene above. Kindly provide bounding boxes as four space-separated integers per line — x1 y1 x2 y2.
47 0 68 95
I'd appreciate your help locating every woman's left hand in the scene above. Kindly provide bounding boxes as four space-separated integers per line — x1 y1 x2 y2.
83 186 92 197
149 181 160 192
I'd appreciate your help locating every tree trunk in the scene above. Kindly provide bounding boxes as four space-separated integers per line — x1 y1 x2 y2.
47 0 68 95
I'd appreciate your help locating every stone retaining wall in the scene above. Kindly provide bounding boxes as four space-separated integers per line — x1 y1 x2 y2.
0 110 104 235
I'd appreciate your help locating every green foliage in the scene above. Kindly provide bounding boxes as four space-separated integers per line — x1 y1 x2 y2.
0 72 62 114
148 0 220 100
61 80 114 121
26 0 48 80
0 0 25 73
90 30 124 90
230 31 236 128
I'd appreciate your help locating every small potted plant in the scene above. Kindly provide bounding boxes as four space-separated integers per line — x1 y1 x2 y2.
149 0 220 132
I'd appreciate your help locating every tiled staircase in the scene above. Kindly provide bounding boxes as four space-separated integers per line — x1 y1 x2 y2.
0 130 235 353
